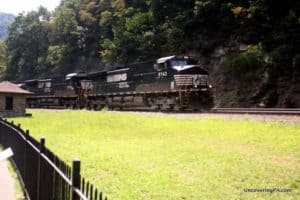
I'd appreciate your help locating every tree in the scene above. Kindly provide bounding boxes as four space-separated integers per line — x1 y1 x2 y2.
101 11 156 64
0 41 7 77
5 7 51 80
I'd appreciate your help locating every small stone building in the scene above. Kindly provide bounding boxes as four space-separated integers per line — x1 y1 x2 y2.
0 81 32 117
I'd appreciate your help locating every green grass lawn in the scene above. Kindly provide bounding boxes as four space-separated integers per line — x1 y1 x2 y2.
11 109 300 199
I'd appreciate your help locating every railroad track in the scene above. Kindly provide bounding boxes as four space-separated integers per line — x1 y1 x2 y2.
211 108 300 115
28 106 300 115
124 107 300 115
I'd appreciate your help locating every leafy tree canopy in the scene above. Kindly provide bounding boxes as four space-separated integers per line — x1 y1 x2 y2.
0 0 299 81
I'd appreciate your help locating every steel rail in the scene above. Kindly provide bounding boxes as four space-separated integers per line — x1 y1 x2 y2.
27 107 300 115
211 108 300 115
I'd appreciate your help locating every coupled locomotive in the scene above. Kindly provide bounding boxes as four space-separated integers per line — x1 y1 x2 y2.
21 55 214 110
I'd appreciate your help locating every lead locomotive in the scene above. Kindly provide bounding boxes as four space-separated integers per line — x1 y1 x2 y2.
21 55 214 111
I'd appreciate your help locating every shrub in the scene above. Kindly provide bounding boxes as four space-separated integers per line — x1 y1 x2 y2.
224 45 264 80
269 45 294 79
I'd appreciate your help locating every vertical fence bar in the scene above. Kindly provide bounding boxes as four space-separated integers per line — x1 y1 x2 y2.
36 138 45 200
95 189 98 200
72 158 81 200
52 156 57 199
23 130 29 193
23 130 29 179
0 121 2 144
82 178 85 195
86 181 90 198
90 184 94 199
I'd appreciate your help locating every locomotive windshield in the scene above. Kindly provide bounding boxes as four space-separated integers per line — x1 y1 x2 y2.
170 60 188 67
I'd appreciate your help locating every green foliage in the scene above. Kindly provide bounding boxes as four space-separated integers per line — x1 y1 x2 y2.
1 0 299 81
12 110 300 200
53 7 79 39
269 45 294 79
100 10 157 64
4 7 51 80
224 44 264 80
46 45 72 74
0 41 7 77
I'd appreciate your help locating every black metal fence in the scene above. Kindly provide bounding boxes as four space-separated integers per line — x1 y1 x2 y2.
0 118 108 200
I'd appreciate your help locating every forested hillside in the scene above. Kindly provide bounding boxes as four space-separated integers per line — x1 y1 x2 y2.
0 12 15 40
0 0 299 107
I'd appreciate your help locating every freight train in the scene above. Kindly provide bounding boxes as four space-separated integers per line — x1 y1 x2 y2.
20 55 214 111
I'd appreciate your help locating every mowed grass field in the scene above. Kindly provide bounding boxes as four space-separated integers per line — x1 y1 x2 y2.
11 109 300 199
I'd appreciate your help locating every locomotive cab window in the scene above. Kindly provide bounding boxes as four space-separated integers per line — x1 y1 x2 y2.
154 62 168 71
5 96 13 110
38 82 44 88
45 81 51 88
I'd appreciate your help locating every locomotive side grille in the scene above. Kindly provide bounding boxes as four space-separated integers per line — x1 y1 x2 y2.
174 75 208 86
174 75 193 86
198 76 208 85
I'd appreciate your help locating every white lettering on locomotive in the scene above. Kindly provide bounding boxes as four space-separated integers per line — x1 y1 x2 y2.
118 82 129 88
157 71 167 78
107 73 127 82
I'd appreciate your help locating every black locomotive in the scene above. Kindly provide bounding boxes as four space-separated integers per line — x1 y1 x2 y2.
21 55 214 111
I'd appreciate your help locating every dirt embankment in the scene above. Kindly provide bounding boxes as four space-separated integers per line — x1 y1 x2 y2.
188 44 300 108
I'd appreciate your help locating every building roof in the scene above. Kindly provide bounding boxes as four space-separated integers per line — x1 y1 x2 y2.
0 81 32 94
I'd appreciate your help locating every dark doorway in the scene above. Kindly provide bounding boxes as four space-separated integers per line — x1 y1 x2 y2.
5 96 13 110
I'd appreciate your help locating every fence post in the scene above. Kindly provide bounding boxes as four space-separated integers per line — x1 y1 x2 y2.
37 137 45 200
72 158 81 200
0 120 2 144
23 130 29 185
